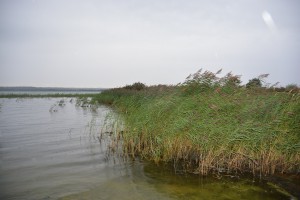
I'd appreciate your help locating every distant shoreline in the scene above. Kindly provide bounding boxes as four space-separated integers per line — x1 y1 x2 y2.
0 93 100 98
0 87 106 98
0 86 107 92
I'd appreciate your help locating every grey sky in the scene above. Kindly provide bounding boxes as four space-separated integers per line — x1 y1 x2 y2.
0 0 299 88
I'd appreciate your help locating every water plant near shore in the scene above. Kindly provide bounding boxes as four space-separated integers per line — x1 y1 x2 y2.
93 69 300 176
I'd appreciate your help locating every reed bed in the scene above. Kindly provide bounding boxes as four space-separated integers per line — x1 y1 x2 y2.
93 70 300 176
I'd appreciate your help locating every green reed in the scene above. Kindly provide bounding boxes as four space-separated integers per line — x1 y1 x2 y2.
93 70 300 176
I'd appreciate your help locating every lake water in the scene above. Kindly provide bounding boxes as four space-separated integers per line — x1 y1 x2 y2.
0 98 293 199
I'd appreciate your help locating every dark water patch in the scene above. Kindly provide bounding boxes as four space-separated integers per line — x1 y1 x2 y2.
59 159 293 200
142 162 294 200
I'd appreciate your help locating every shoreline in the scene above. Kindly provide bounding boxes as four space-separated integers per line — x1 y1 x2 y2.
0 93 99 98
93 87 299 176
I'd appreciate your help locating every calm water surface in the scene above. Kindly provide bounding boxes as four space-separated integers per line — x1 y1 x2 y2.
0 98 292 200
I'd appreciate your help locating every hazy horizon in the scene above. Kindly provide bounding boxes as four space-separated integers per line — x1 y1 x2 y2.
1 0 299 88
0 85 106 90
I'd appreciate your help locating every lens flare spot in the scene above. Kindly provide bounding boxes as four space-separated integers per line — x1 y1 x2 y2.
262 10 277 33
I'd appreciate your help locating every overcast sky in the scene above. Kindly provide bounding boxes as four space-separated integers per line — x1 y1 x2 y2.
0 0 299 88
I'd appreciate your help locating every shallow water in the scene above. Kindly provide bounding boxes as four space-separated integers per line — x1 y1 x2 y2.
0 98 292 199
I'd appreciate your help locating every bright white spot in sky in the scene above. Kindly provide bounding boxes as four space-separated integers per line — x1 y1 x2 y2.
262 10 277 33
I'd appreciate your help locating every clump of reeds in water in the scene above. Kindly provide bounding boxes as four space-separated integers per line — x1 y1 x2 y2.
98 111 125 159
93 69 300 176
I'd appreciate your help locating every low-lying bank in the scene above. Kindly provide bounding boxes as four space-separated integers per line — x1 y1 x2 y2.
0 93 99 98
92 71 300 177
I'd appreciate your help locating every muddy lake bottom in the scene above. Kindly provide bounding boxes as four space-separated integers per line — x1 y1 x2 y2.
0 98 295 199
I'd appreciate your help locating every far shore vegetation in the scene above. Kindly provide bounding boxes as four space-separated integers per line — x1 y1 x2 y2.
0 86 105 98
0 93 99 99
92 69 300 177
